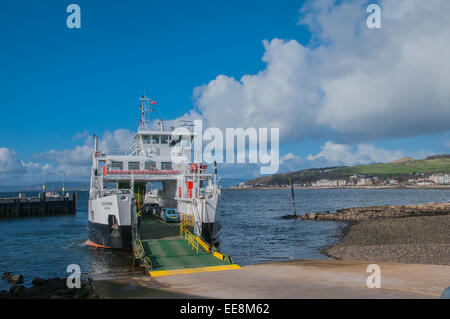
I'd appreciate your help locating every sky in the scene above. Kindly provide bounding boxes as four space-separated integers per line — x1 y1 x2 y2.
1 0 450 184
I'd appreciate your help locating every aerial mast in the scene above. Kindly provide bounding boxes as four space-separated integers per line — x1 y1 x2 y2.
139 95 150 131
139 94 156 131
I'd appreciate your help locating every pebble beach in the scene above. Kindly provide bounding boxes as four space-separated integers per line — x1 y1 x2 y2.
324 215 450 266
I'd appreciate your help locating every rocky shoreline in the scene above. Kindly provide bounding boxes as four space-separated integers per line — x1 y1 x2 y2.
298 202 450 221
227 185 450 191
297 203 450 266
1 273 98 299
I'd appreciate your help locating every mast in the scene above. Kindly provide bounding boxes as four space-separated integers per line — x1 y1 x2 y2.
138 94 157 132
139 95 151 131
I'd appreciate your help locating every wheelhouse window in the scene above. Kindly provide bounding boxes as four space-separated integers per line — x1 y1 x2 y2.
160 135 169 144
142 136 151 144
110 162 123 170
145 161 156 170
150 135 159 144
128 162 140 170
161 162 172 170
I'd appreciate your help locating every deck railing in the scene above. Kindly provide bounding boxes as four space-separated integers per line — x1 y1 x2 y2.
133 234 152 272
183 229 199 254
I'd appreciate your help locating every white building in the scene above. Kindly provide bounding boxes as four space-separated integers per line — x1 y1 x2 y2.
431 174 450 185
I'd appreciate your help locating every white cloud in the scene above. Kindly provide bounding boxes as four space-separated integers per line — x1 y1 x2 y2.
306 141 404 165
217 141 407 179
195 39 321 141
280 153 300 162
73 130 89 141
0 129 137 185
0 147 55 185
38 129 135 166
193 0 450 143
0 148 25 175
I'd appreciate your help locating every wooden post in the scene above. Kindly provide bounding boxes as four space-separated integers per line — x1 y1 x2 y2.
289 177 297 216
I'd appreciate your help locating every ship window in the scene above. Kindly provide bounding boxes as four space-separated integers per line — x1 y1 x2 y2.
110 162 123 170
150 135 159 144
142 136 151 144
156 148 160 156
128 162 140 170
145 161 156 170
160 135 169 144
161 162 172 170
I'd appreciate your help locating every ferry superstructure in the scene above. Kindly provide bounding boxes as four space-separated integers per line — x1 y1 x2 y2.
87 95 221 250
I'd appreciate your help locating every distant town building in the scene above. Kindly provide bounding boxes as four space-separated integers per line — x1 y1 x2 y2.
431 174 450 185
357 177 373 186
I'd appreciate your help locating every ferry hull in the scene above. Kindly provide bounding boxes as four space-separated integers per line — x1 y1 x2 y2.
88 221 132 250
202 222 221 247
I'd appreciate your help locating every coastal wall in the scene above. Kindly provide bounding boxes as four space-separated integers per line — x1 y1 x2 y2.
299 202 450 221
0 193 77 219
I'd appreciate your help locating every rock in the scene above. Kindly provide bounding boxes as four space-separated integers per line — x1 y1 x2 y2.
32 277 45 286
1 272 11 280
45 277 66 292
281 214 298 219
309 212 318 219
7 274 24 284
0 290 8 299
0 276 96 299
301 203 450 222
9 285 25 296
53 288 74 298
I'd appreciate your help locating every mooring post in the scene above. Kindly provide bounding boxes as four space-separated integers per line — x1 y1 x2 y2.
14 199 20 218
289 177 297 216
73 193 77 214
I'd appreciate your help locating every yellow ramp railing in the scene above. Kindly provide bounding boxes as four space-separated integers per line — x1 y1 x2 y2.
184 229 199 254
179 213 234 263
180 214 194 236
133 234 152 271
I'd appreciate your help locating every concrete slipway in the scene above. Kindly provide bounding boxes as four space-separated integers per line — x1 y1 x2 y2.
92 259 450 299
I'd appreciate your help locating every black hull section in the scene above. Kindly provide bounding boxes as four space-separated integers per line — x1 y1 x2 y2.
88 221 132 250
202 222 220 248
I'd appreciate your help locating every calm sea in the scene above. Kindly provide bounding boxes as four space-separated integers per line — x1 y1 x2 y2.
1 188 449 289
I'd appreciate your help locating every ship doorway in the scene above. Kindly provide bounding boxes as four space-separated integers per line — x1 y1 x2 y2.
134 182 146 215
108 214 118 230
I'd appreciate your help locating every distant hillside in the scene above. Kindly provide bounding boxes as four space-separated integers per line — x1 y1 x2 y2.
0 181 89 193
246 155 450 186
390 157 414 164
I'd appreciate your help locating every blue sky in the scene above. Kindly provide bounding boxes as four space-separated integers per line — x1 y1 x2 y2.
0 0 310 156
1 0 450 184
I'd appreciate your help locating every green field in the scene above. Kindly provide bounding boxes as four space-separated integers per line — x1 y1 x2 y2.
336 158 450 176
246 156 450 186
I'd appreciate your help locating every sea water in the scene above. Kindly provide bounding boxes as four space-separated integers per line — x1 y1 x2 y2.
0 188 449 290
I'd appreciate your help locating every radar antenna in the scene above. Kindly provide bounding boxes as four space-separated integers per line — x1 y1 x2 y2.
139 95 156 131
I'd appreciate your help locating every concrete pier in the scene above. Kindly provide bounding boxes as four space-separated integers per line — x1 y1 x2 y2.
0 193 77 218
92 259 450 299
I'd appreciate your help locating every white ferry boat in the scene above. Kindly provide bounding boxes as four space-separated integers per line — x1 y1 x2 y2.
87 95 221 249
